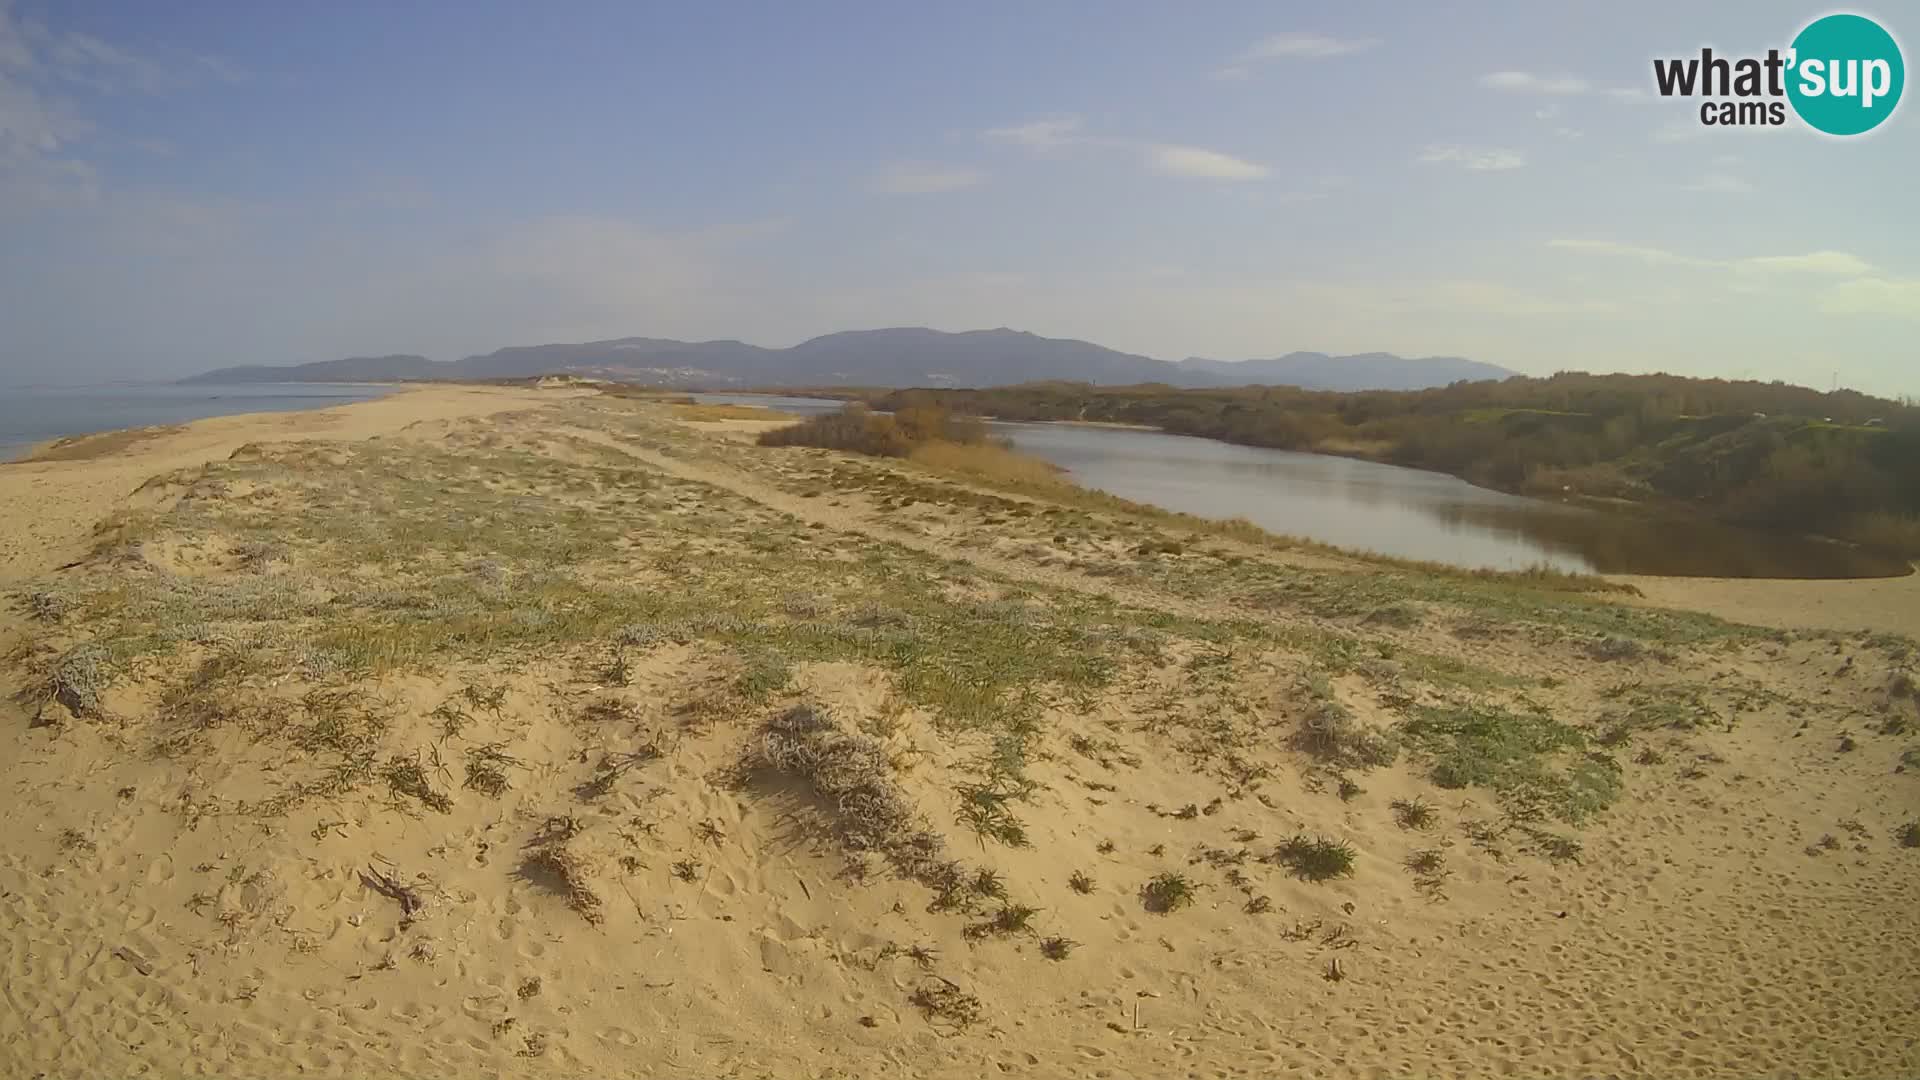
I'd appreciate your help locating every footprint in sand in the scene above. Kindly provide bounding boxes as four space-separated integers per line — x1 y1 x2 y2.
596 1026 641 1047
143 853 174 886
460 994 507 1021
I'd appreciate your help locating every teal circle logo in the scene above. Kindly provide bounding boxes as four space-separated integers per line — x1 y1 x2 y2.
1786 13 1904 135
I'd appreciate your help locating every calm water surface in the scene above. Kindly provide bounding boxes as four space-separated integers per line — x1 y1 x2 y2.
0 383 392 462
701 393 1906 579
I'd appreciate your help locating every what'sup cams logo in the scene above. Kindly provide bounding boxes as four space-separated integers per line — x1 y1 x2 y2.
1653 12 1904 135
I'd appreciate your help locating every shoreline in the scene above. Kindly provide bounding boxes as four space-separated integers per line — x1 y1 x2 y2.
0 384 572 583
0 382 401 465
10 423 188 465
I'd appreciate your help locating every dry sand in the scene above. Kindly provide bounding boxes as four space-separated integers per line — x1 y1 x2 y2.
0 385 571 584
1618 571 1920 642
0 392 1915 1080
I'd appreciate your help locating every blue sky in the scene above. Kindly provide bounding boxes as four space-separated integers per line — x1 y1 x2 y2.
1 1 1914 394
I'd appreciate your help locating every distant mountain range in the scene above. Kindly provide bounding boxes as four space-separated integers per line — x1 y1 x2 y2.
180 328 1517 392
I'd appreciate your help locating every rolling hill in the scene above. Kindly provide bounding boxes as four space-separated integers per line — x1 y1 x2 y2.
181 328 1517 391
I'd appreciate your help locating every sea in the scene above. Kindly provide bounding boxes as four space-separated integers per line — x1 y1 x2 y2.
0 383 393 462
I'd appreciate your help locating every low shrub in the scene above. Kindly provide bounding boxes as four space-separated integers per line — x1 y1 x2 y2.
1274 834 1357 882
759 402 988 459
1140 871 1196 913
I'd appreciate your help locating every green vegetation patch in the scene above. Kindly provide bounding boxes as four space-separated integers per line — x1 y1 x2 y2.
20 410 1299 846
1399 702 1622 823
1242 563 1751 648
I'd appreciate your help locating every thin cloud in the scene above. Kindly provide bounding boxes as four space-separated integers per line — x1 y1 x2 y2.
983 115 1083 150
0 0 32 71
42 30 180 93
1418 144 1526 171
1 2 239 207
1551 239 1873 276
1529 104 1582 138
1 5 95 205
1147 144 1268 181
17 10 242 95
987 116 1269 183
1818 277 1920 318
1739 252 1873 276
1218 31 1378 78
1481 71 1590 95
868 162 987 194
193 54 248 84
1244 32 1380 60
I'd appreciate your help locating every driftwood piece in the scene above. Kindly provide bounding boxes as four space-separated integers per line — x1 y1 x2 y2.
112 946 154 976
359 866 423 918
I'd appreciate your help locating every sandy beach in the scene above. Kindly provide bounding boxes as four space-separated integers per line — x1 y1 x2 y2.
2 389 1915 1080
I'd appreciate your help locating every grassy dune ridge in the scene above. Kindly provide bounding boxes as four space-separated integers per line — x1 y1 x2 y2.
4 392 1917 1078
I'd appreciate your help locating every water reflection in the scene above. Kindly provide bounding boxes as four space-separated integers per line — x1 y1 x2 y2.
1429 500 1904 578
991 420 1602 574
692 394 1907 579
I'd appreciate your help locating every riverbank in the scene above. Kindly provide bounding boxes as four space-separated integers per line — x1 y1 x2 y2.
723 393 1910 579
988 418 1908 579
862 382 1920 569
2 389 1914 1079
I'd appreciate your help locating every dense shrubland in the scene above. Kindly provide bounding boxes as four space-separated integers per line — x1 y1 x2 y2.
758 402 987 457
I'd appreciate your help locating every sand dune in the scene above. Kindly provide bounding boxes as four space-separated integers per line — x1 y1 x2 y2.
1 392 1915 1079
0 385 572 584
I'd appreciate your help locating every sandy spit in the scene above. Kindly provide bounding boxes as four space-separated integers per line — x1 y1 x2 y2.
0 385 572 584
0 391 1914 1080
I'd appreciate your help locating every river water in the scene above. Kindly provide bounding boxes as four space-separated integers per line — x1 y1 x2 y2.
699 394 1906 579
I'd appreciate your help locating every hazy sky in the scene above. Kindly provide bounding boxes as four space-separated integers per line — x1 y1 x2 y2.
1 1 1913 394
